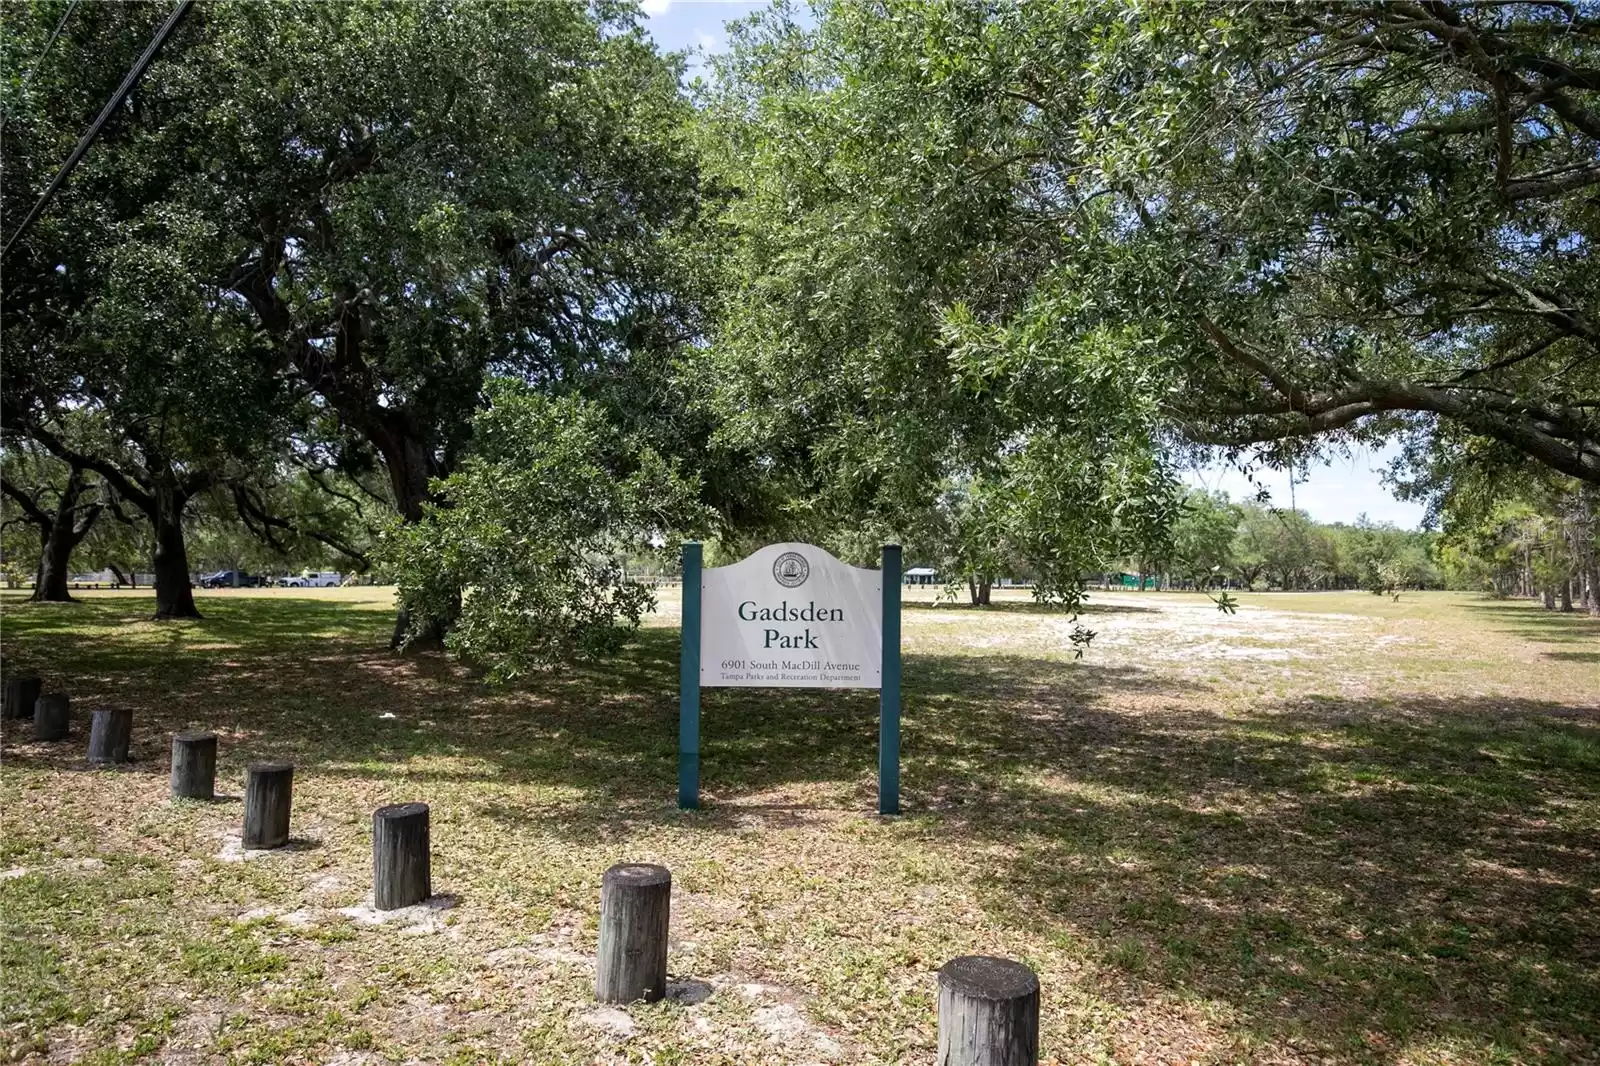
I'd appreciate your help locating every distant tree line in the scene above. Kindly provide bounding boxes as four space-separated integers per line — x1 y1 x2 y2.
1132 491 1444 596
903 489 1445 600
910 483 1597 612
1429 468 1599 613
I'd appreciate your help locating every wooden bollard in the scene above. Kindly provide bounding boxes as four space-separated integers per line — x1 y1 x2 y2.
936 956 1040 1066
34 694 70 741
373 803 431 910
171 732 217 800
595 863 672 1004
242 762 293 849
87 707 133 765
4 675 42 719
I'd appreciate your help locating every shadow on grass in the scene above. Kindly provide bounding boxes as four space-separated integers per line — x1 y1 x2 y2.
1463 601 1600 645
2 595 1597 1062
0 595 393 688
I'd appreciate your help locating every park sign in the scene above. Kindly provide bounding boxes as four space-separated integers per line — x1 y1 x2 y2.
678 542 902 815
701 543 882 687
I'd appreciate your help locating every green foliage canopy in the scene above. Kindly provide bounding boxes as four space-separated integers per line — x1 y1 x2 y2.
698 0 1187 620
377 381 705 680
706 0 1599 492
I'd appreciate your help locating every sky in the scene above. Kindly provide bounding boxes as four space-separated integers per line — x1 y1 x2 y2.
638 0 768 75
1181 441 1428 529
637 2 1431 532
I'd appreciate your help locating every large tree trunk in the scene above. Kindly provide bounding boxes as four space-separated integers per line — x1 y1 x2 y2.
32 522 75 602
27 467 99 604
152 483 200 620
233 263 449 647
375 425 453 649
376 425 436 524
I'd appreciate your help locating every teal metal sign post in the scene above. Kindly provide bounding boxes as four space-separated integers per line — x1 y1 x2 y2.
878 543 902 815
678 541 702 810
677 541 901 813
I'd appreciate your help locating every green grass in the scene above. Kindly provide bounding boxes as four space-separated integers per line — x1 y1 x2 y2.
1 586 1596 1064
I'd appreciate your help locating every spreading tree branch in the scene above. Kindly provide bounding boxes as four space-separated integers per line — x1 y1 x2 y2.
1186 323 1600 484
231 486 370 570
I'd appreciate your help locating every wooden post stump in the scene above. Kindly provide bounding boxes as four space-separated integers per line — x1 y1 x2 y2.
595 862 672 1004
170 732 217 800
936 955 1040 1066
4 675 42 719
87 707 133 765
373 802 431 910
34 694 70 741
242 761 293 849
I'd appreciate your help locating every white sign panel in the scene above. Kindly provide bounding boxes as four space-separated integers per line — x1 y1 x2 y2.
700 542 882 688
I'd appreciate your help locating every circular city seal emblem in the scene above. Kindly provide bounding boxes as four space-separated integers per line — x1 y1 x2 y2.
772 551 810 588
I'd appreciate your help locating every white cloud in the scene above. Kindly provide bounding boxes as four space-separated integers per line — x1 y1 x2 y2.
640 0 672 15
696 30 720 50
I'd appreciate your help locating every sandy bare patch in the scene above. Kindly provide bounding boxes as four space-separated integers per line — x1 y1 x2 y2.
338 893 458 935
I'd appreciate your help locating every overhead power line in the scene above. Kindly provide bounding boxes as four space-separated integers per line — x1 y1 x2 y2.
0 0 81 133
1 0 194 266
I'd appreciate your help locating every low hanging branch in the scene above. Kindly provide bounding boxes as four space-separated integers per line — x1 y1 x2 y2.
230 485 370 570
0 476 55 529
1178 319 1600 485
1 466 105 540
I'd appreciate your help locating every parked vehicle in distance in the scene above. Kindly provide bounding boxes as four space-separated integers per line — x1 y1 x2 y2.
199 570 267 588
279 571 342 588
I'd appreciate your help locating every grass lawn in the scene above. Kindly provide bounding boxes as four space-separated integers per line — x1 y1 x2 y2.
1 586 1596 1065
